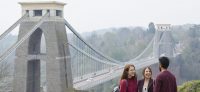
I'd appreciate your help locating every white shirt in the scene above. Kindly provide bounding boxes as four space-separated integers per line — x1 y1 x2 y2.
142 86 148 92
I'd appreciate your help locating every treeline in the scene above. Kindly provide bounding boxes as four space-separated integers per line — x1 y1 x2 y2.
174 24 200 81
85 22 155 62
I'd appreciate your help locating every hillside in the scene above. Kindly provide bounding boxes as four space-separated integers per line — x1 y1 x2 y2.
178 80 200 92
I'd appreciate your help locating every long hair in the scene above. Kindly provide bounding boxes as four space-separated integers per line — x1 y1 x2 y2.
142 66 152 79
120 64 137 80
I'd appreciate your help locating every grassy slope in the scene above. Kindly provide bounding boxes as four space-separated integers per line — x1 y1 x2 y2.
178 80 200 92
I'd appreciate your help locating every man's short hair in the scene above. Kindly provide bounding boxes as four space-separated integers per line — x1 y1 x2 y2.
159 56 169 69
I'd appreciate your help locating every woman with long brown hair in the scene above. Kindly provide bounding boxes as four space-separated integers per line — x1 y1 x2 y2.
120 64 137 92
138 67 153 92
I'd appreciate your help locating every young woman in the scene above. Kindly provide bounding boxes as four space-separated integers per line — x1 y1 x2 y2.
120 64 137 92
138 67 153 92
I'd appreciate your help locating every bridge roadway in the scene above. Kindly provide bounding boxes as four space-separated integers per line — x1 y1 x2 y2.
73 57 158 90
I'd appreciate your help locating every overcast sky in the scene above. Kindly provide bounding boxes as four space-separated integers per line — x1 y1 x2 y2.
0 0 200 34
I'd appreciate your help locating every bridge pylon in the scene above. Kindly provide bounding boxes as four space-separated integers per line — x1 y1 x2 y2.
13 1 73 92
154 24 175 58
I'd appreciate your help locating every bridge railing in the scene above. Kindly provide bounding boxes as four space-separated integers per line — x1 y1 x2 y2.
66 42 117 83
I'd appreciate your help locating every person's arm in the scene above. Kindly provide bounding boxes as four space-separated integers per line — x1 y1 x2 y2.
137 80 141 92
174 78 177 92
120 80 127 92
153 77 162 92
149 79 153 92
136 80 139 92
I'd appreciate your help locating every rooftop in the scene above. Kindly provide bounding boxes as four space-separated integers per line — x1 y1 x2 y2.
18 1 66 6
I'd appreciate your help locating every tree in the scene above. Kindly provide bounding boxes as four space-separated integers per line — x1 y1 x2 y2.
147 22 156 33
0 60 12 92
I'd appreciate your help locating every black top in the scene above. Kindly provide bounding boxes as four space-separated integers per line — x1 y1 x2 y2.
138 79 153 92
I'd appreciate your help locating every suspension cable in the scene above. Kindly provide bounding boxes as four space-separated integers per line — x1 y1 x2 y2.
0 12 49 62
64 19 122 65
0 13 28 41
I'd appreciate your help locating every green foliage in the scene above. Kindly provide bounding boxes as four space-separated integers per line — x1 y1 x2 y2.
178 80 200 92
179 25 200 80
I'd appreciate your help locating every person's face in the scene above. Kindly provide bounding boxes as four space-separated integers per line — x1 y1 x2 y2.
144 68 152 79
128 66 135 77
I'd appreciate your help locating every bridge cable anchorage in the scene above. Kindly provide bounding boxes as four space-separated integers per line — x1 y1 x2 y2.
0 12 49 62
64 19 123 65
0 13 28 41
65 43 121 66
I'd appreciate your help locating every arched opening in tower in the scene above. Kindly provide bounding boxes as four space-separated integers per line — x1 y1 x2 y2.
27 28 47 92
28 28 46 54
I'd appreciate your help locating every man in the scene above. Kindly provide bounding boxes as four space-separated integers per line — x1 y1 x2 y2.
154 57 177 92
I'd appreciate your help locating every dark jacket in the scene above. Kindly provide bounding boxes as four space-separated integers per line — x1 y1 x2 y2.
138 79 153 92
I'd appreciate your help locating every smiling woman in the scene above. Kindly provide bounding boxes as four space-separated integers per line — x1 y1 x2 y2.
138 67 153 92
119 64 137 92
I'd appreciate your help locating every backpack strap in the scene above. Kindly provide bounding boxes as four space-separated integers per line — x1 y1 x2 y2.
118 79 128 92
125 79 128 92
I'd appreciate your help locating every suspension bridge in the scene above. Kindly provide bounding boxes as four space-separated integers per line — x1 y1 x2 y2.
0 1 178 92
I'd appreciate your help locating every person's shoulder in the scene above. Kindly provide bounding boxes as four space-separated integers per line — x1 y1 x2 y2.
158 71 176 79
156 72 166 80
138 79 144 83
120 79 128 86
157 72 164 77
120 79 127 83
165 71 176 77
169 72 176 80
138 79 144 85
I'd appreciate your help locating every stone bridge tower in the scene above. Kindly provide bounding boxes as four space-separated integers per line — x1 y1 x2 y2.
13 1 73 92
153 24 175 58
